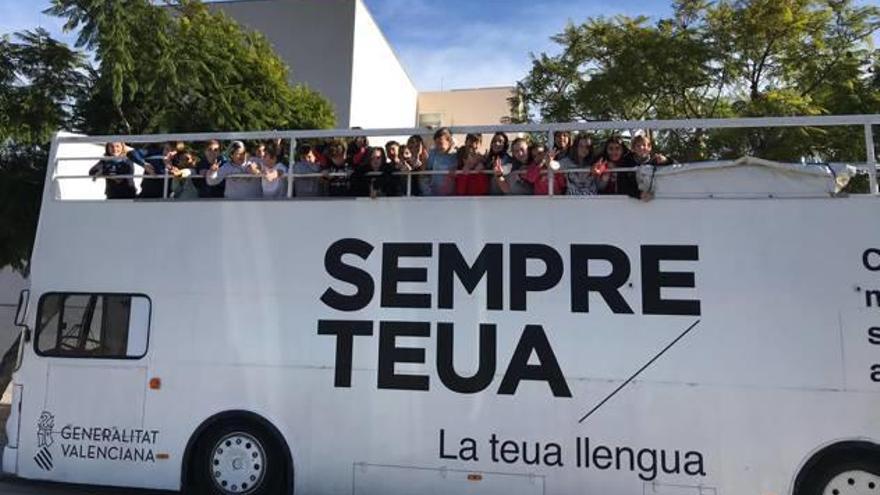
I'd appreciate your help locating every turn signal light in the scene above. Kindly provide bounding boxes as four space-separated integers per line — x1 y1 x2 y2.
149 377 161 390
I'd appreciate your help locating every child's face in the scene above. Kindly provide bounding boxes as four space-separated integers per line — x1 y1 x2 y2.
555 133 570 149
205 144 221 162
370 150 384 170
633 139 651 158
303 150 316 163
255 145 266 159
577 139 591 158
231 150 246 165
531 147 547 164
512 143 528 163
264 155 277 168
180 153 196 168
465 151 481 168
491 135 506 153
466 137 481 151
387 144 399 159
435 135 451 152
401 148 413 162
108 142 124 156
607 143 624 161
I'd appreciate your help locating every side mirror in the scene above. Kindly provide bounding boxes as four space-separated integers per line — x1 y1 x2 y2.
14 289 30 328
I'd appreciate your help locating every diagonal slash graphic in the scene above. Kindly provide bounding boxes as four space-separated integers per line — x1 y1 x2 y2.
578 319 701 424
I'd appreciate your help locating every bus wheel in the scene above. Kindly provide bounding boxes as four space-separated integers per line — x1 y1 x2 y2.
191 421 285 495
795 445 880 495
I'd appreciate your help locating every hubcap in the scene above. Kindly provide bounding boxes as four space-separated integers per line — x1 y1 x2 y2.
210 432 267 494
823 470 880 495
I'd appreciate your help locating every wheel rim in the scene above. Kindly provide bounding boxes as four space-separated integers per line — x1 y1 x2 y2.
823 470 880 495
210 432 267 494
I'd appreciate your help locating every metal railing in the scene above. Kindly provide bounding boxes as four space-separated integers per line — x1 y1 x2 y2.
51 115 880 199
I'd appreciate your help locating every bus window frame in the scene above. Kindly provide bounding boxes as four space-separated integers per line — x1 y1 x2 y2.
34 291 152 360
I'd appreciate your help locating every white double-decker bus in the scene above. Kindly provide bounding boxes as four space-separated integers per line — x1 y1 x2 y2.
3 115 880 495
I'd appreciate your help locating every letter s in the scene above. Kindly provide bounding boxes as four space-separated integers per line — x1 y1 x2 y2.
321 239 375 311
870 327 880 346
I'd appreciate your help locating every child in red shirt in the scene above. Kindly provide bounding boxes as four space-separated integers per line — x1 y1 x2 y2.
454 147 490 196
524 143 566 195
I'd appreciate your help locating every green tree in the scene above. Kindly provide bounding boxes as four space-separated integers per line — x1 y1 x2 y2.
46 0 335 134
0 29 90 273
516 0 880 161
0 30 90 394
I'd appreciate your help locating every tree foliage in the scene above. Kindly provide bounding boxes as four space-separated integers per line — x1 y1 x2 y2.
516 0 880 162
46 0 336 134
0 0 337 273
0 29 89 273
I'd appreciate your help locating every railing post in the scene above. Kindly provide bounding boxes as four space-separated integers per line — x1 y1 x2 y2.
548 130 555 196
287 137 296 199
162 164 169 200
406 171 412 197
865 123 878 195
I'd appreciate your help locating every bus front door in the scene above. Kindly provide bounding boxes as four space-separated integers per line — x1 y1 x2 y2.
19 293 150 485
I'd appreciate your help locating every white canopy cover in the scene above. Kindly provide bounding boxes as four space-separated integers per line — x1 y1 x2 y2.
638 157 859 197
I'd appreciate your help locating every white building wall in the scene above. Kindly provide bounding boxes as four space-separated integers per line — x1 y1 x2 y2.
211 0 357 127
348 0 418 131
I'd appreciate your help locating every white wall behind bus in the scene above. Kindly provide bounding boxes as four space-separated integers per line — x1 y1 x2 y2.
210 0 358 126
348 0 418 131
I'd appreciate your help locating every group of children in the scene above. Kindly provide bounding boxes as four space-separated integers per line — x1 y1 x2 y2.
89 128 674 200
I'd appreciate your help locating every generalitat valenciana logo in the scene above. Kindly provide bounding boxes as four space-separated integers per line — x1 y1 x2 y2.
34 411 55 471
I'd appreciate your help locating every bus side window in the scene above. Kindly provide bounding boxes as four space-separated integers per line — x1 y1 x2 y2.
35 293 150 359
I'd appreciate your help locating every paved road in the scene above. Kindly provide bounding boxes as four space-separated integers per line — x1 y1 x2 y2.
0 476 174 494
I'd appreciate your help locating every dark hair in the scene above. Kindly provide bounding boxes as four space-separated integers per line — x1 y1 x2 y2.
528 142 547 164
296 144 313 160
433 127 452 141
406 135 425 150
264 143 280 160
570 134 593 164
326 141 346 158
384 141 400 161
465 133 482 146
508 138 530 167
554 131 571 145
369 146 387 161
602 135 629 162
228 141 247 155
368 147 387 170
172 149 196 168
489 132 509 153
203 139 221 152
456 147 478 170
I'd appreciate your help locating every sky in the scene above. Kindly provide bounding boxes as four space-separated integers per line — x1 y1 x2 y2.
0 0 673 91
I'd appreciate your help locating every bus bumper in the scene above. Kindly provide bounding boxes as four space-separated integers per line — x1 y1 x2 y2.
2 445 17 475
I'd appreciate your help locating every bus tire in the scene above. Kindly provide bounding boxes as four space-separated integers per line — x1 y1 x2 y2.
794 442 880 495
189 419 286 495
